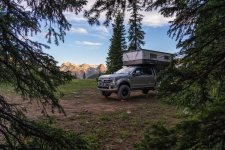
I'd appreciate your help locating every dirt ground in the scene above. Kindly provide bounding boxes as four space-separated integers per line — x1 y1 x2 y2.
5 89 180 150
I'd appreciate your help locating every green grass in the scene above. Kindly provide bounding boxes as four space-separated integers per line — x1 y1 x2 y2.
58 79 97 93
0 79 97 99
61 108 180 149
0 83 14 94
57 79 97 99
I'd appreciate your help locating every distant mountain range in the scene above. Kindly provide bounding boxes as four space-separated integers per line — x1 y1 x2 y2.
60 62 107 79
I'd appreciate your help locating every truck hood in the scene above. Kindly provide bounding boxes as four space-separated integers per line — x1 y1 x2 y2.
99 74 129 80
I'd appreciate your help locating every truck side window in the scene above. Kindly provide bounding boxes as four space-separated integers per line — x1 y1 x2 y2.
142 68 152 75
134 68 143 75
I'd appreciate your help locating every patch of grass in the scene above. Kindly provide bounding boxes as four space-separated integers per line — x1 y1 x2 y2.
99 115 112 122
42 116 57 125
95 128 111 139
0 79 97 99
118 111 130 120
54 103 181 149
58 79 96 93
0 83 14 93
82 135 101 150
119 130 133 140
25 121 99 150
57 79 97 99
0 79 97 93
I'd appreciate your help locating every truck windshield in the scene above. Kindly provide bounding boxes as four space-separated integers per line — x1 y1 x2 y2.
115 67 135 74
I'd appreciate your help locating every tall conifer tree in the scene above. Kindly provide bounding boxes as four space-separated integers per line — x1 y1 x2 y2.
106 13 127 73
127 0 145 51
83 72 86 79
0 0 94 149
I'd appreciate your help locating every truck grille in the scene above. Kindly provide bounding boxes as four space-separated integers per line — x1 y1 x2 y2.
103 80 112 83
98 79 112 87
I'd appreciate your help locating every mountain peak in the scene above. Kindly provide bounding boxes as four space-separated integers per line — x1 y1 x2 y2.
60 62 107 79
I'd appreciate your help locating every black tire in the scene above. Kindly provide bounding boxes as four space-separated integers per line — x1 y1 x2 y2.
142 89 149 94
117 85 130 100
101 91 112 98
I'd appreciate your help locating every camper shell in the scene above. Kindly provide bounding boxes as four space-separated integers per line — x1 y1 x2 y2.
123 49 172 70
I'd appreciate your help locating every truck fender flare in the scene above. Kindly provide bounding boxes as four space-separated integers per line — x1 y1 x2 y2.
117 78 131 88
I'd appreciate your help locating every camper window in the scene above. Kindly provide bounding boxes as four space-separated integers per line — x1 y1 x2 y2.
164 56 170 60
150 53 157 59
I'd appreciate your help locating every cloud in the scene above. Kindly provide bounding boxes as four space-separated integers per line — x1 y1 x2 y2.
64 12 87 22
141 11 174 27
75 41 102 46
95 26 109 34
64 1 95 22
124 10 173 27
70 27 88 34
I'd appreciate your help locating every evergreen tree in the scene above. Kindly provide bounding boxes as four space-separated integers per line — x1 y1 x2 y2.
127 0 145 50
106 13 127 73
74 73 77 79
85 0 144 51
83 72 86 79
0 0 94 149
137 0 225 149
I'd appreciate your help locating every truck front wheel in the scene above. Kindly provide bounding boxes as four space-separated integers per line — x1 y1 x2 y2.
117 85 130 100
101 91 112 98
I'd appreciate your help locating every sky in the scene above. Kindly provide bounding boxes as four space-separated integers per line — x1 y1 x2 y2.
33 2 179 65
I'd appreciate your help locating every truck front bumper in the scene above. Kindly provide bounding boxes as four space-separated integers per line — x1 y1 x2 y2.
97 82 118 92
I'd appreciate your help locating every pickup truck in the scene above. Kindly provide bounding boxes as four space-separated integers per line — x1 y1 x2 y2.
97 65 156 100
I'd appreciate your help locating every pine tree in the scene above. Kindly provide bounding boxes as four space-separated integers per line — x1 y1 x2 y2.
0 0 94 149
136 0 225 149
127 0 145 50
83 72 86 79
74 73 77 79
106 13 127 73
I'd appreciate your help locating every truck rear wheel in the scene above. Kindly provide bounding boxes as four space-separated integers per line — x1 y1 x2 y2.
117 85 130 100
142 89 149 94
101 91 111 98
